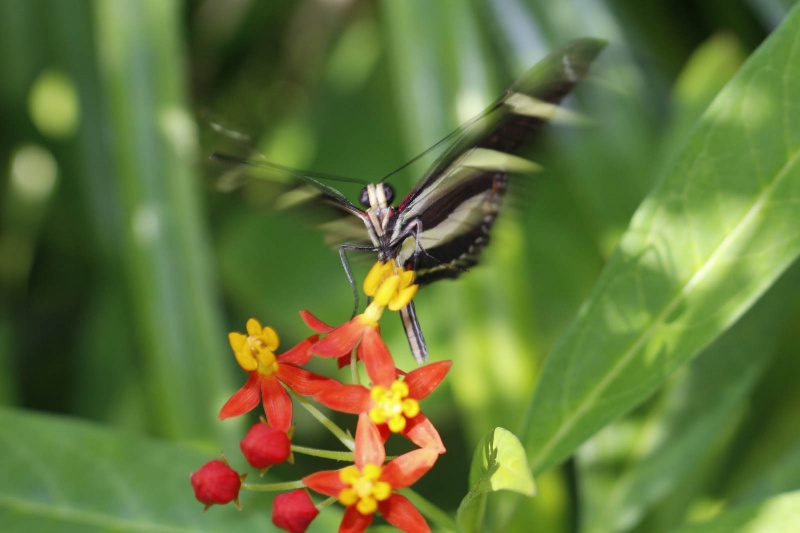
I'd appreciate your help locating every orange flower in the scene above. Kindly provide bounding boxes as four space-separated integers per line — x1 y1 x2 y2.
302 310 397 388
219 319 334 431
303 414 437 533
302 260 419 382
315 361 451 453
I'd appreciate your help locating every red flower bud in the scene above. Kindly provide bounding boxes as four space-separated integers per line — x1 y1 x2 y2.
272 490 319 533
191 459 243 509
240 423 291 469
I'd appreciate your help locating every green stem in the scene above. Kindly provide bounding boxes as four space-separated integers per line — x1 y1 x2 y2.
350 344 360 384
318 496 339 510
243 479 306 492
291 445 354 462
291 389 355 451
402 488 458 532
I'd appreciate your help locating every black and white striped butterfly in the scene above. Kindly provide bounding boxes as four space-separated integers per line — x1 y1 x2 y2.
215 39 605 364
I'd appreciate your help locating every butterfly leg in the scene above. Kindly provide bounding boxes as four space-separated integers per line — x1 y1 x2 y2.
339 243 377 318
395 218 446 273
389 220 430 363
400 301 428 364
393 218 425 271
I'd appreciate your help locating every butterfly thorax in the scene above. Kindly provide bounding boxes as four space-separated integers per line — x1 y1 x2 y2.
362 183 400 261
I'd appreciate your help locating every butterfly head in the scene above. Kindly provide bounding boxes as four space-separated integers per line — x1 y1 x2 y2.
359 183 395 210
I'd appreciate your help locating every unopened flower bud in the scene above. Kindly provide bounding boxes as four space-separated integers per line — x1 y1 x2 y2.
240 422 291 469
272 489 319 533
191 459 244 510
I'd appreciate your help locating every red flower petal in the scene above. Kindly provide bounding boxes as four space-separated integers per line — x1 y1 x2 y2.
402 414 446 453
299 310 335 333
314 384 372 414
278 364 338 395
376 422 391 444
312 319 365 357
261 376 292 432
277 335 319 366
379 494 431 533
354 413 385 468
218 372 261 420
302 469 345 497
404 360 451 400
359 328 396 386
341 505 373 533
272 489 319 533
336 353 353 369
381 448 439 488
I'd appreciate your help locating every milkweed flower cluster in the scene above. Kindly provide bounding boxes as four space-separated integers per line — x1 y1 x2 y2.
191 261 451 533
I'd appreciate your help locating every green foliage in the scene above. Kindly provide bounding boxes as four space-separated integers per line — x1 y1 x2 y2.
0 408 267 532
2 0 800 531
523 2 800 475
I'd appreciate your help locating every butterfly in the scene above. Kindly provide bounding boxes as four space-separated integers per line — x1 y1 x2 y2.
214 38 605 364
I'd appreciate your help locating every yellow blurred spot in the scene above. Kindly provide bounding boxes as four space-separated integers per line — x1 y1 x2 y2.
10 144 58 203
160 106 198 160
28 69 80 139
132 204 161 244
324 17 380 91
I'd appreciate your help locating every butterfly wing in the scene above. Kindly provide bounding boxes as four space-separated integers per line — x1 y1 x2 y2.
393 38 606 284
213 153 373 249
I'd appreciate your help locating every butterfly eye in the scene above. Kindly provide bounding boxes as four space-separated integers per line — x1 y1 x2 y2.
359 186 370 207
382 184 395 205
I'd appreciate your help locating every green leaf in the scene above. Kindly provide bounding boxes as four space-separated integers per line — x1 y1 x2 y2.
522 4 800 474
670 490 800 533
0 408 270 532
457 427 536 532
579 263 798 532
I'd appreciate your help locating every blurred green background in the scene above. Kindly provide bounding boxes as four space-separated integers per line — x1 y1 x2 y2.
2 0 800 532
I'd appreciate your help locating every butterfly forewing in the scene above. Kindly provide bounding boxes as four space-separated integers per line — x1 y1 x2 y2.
392 38 606 284
212 152 375 250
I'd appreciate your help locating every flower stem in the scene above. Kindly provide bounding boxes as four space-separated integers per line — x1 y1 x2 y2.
290 389 355 451
350 345 359 384
318 496 338 510
243 479 306 492
402 488 459 532
291 445 354 462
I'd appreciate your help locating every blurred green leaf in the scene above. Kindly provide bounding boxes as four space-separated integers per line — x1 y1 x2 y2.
92 0 232 441
579 261 799 533
730 442 800 507
0 408 264 532
522 4 800 474
670 490 800 533
670 33 747 134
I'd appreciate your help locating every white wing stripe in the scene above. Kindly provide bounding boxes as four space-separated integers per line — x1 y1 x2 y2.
460 147 542 174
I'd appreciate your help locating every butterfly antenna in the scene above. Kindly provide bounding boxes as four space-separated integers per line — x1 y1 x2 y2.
201 109 260 148
379 100 503 183
204 110 367 189
210 152 366 185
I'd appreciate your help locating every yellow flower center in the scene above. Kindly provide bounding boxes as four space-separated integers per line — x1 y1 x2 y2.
229 318 280 376
338 464 392 515
368 380 420 433
362 261 419 322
